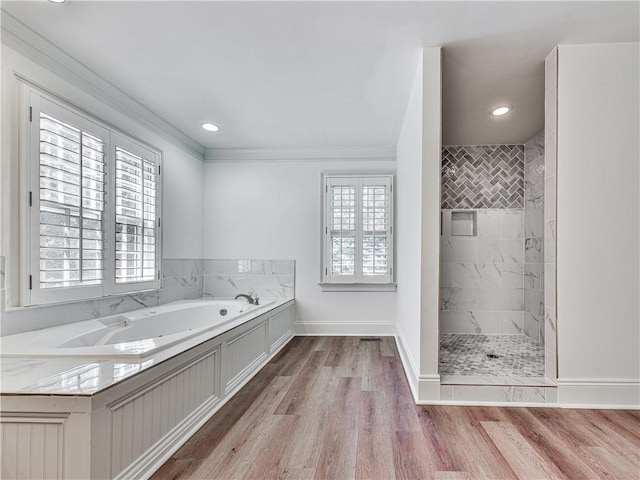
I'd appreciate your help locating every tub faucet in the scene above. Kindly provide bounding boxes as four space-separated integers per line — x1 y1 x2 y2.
234 293 259 305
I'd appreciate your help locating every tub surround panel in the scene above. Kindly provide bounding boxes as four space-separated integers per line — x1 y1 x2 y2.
224 321 268 394
440 209 524 334
441 145 524 209
1 416 65 479
1 397 92 480
109 348 219 478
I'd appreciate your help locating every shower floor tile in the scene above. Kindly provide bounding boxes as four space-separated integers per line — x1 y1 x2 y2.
440 334 544 377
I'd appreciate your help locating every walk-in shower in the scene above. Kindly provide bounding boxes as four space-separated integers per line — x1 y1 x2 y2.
439 137 547 383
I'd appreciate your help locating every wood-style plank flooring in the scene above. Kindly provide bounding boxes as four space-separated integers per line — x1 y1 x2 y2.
152 336 640 480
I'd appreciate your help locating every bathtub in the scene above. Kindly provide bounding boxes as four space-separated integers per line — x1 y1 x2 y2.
0 298 275 359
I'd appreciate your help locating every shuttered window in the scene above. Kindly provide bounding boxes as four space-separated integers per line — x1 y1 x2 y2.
25 89 161 306
323 174 393 284
114 144 158 285
38 113 106 289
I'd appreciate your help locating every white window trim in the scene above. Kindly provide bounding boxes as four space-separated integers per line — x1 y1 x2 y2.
319 171 396 292
20 83 162 307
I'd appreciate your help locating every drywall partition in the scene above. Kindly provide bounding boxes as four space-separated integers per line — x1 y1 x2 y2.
396 52 424 395
556 43 640 408
202 156 397 335
419 47 442 400
395 47 442 401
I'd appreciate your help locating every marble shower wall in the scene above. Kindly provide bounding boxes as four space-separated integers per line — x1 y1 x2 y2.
202 259 295 300
440 144 526 335
524 131 545 343
440 209 525 334
544 48 558 380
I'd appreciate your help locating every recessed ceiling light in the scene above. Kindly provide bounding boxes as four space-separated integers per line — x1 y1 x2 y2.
490 105 512 117
201 123 219 132
49 0 67 3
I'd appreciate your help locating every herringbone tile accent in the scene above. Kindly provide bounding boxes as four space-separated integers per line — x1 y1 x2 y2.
442 145 524 209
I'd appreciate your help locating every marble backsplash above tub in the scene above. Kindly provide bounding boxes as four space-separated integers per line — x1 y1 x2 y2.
0 258 294 336
202 259 295 300
0 288 162 337
161 259 204 304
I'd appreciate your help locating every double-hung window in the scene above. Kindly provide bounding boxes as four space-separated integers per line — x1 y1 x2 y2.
321 173 394 287
24 87 161 306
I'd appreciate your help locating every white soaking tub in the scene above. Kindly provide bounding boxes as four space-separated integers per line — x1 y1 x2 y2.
1 298 295 480
0 298 274 359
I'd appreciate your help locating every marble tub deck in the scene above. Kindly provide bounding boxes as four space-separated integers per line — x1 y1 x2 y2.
440 333 548 386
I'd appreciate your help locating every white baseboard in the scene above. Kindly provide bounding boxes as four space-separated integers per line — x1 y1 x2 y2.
293 321 395 336
557 378 640 409
418 374 441 402
394 333 419 402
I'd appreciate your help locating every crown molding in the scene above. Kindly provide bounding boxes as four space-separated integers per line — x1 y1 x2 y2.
204 147 396 163
1 10 205 160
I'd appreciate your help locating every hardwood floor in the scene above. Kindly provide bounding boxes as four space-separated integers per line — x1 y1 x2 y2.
151 336 640 480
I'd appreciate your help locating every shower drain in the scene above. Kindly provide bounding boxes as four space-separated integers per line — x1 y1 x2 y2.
486 353 501 359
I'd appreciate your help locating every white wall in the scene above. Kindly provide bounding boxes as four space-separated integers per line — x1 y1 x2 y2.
202 159 397 334
556 43 639 407
395 47 442 400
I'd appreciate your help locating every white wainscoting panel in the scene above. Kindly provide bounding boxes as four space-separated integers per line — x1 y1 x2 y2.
109 348 220 477
225 321 268 394
1 416 65 480
269 308 292 351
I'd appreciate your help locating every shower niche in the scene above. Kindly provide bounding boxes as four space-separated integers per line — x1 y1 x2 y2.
450 211 476 236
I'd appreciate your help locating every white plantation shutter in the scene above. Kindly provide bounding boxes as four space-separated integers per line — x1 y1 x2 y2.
323 174 393 284
109 134 160 293
30 97 109 304
329 181 356 279
362 178 391 279
26 90 161 306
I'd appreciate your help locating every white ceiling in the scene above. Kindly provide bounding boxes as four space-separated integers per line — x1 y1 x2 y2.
2 1 638 150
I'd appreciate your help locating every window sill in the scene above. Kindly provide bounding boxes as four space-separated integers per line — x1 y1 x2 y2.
318 283 397 292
